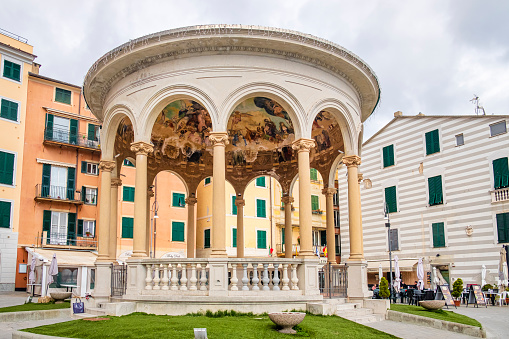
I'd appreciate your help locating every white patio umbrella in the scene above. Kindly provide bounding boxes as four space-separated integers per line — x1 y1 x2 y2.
499 247 508 288
416 258 424 290
393 255 401 291
28 256 36 285
481 264 487 288
46 253 58 294
432 266 440 289
378 263 383 285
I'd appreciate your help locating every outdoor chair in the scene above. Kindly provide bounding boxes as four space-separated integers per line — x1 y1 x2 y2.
406 289 414 305
424 290 435 300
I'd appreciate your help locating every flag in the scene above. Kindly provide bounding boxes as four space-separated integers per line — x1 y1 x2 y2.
269 246 273 256
323 246 327 257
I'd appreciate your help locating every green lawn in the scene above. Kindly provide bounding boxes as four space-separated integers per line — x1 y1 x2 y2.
0 301 70 313
390 304 482 328
23 312 398 339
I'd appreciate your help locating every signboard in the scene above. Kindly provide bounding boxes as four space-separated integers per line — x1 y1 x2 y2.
467 284 487 308
435 285 455 308
426 272 431 284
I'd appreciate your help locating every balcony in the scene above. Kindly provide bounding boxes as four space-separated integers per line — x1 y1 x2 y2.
43 128 100 151
491 187 509 203
35 184 83 205
36 235 97 250
276 244 300 256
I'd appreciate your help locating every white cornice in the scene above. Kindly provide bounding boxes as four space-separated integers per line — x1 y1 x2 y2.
36 158 75 168
43 107 100 123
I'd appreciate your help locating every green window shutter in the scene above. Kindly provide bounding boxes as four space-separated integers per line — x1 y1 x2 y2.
256 176 266 187
1 99 18 121
425 129 440 155
256 199 266 218
0 151 15 185
383 144 395 168
122 217 134 238
310 168 318 181
87 124 96 141
81 161 87 173
67 213 76 245
282 228 285 245
204 229 211 248
42 210 51 233
432 222 445 247
81 186 86 202
69 119 78 144
320 230 327 245
493 157 509 189
232 228 237 248
3 60 21 81
0 201 11 228
205 177 211 185
311 195 319 210
384 186 397 213
123 187 134 202
172 221 185 242
496 213 509 243
66 167 75 200
428 175 443 206
77 219 84 237
257 230 267 249
55 88 71 104
232 196 237 215
173 193 186 207
45 113 54 140
41 164 51 197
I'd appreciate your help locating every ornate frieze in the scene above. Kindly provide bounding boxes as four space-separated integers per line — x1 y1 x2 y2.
99 160 116 172
342 155 361 167
291 139 315 153
130 141 154 155
281 196 294 205
209 132 229 146
322 187 337 197
111 178 123 187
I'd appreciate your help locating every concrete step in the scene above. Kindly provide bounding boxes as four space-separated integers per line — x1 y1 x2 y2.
341 313 384 324
84 307 108 316
337 307 373 317
336 302 362 311
71 312 99 320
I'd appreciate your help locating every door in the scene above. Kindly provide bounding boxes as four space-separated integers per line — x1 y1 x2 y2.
53 116 69 143
50 212 67 245
50 166 67 199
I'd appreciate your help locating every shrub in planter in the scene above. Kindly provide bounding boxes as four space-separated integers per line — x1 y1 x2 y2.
481 284 493 291
452 278 463 299
379 277 390 299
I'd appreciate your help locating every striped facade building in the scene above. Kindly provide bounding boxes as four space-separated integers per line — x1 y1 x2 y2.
339 112 509 287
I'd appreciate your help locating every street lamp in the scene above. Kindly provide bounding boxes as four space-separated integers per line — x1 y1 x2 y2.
384 207 393 303
150 200 159 258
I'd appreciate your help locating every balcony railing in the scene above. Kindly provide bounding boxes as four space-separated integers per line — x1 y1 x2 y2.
276 244 300 255
35 184 82 204
44 128 100 150
491 187 509 203
36 235 97 250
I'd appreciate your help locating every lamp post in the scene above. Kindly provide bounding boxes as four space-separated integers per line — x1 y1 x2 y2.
385 208 393 303
150 201 159 258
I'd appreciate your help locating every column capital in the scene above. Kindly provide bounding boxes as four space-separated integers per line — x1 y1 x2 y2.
281 196 294 204
322 187 337 197
130 141 154 155
185 197 197 205
234 198 245 207
342 155 361 167
99 160 116 172
357 173 363 183
209 132 229 146
291 138 315 153
111 178 122 187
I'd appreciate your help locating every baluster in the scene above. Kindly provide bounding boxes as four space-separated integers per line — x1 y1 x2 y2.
180 263 188 291
199 264 208 291
189 263 198 291
281 264 290 291
153 264 161 290
241 263 249 291
145 264 153 290
262 263 270 291
161 264 169 290
230 263 238 291
251 263 259 291
272 263 280 291
291 264 299 290
170 263 179 290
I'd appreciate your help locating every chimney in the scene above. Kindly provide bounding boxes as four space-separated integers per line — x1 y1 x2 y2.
32 63 41 74
394 111 403 117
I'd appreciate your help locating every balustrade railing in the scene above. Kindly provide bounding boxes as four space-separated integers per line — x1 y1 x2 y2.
492 187 509 202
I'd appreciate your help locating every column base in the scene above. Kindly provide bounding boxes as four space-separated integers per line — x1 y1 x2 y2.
346 260 372 301
297 250 315 258
93 262 112 300
210 249 227 258
297 258 321 296
131 251 148 258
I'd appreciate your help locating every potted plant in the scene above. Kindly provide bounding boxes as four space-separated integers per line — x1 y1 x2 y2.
481 284 493 292
379 277 390 299
451 278 463 307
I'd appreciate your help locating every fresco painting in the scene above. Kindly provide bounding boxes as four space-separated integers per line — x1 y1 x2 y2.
115 117 134 147
311 110 336 152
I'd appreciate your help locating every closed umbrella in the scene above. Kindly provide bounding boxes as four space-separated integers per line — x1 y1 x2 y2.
378 263 383 285
499 247 508 288
416 258 424 290
46 253 58 293
393 255 401 292
432 266 440 290
481 264 487 288
28 256 36 285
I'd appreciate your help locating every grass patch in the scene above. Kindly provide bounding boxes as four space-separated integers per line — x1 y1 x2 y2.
390 304 482 328
0 301 70 313
22 312 397 339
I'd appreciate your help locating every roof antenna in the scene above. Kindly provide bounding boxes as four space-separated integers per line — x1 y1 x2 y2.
470 95 486 115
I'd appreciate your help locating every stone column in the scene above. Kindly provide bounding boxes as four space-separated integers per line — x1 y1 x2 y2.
147 187 154 257
323 187 337 263
130 141 153 258
281 196 294 258
209 132 229 257
109 178 122 260
343 155 364 260
97 160 115 261
186 196 198 258
235 197 245 258
292 138 315 258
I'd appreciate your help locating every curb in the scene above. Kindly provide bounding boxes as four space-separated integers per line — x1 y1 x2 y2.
12 331 72 339
387 310 486 338
0 309 70 323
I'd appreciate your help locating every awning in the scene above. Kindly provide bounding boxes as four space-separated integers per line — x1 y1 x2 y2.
367 259 418 273
26 247 97 267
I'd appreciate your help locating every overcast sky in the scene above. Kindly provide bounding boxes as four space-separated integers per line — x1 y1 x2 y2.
4 0 508 138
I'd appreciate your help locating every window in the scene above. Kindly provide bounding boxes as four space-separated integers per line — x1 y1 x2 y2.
311 195 319 211
310 168 318 181
41 164 75 200
204 177 211 185
389 228 399 251
428 175 443 206
255 176 266 187
0 98 18 122
335 234 340 257
432 222 446 248
493 157 509 189
0 200 12 228
281 227 285 245
320 230 327 246
172 192 186 207
121 217 134 238
455 134 464 146
496 213 509 243
232 196 237 215
3 59 21 81
257 230 267 249
55 87 71 105
44 114 78 145
82 186 97 205
384 186 397 213
490 121 507 137
382 144 395 168
256 199 266 218
425 129 440 155
87 124 100 142
42 210 76 245
333 191 339 206
0 150 15 186
204 229 211 248
172 221 185 242
334 210 340 228
123 186 135 202
123 159 134 167
77 220 95 237
232 228 237 248
81 161 98 175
